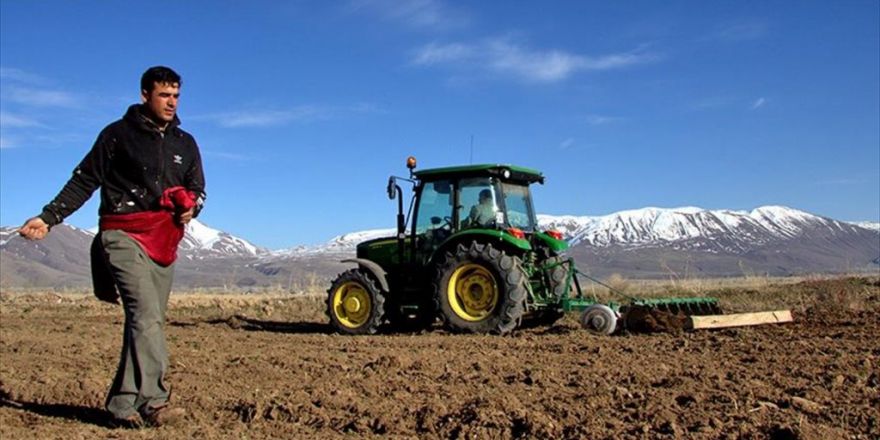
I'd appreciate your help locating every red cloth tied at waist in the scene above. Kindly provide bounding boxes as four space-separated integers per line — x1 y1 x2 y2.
99 186 196 266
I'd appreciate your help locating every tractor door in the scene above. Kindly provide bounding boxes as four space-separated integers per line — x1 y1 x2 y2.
413 179 455 262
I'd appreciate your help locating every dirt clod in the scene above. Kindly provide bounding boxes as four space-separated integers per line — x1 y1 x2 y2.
623 306 689 333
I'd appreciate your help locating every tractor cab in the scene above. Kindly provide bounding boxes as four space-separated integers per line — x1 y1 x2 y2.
408 163 544 259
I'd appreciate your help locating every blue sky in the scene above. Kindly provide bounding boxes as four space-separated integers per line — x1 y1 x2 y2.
1 1 878 249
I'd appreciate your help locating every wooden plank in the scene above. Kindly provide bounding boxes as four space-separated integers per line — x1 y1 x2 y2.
688 310 793 330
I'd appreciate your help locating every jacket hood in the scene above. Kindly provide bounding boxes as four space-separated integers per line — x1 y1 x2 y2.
124 104 181 133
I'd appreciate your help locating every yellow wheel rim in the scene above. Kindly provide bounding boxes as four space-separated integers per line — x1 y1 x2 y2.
332 281 372 328
447 263 499 321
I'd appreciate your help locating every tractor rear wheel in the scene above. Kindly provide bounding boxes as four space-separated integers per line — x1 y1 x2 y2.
433 242 527 334
326 269 386 335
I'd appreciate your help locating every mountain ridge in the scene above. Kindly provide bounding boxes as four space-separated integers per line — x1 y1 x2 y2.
279 205 879 257
1 205 877 288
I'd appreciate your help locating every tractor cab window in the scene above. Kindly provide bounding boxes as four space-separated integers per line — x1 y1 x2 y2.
415 180 455 250
501 182 536 231
459 178 501 229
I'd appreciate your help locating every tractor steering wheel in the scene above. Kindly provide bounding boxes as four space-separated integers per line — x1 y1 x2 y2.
431 216 454 231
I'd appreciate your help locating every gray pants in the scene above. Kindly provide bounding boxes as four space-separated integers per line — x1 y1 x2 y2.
99 230 175 419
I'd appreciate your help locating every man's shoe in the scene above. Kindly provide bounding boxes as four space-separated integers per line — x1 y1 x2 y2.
142 404 186 427
110 413 143 429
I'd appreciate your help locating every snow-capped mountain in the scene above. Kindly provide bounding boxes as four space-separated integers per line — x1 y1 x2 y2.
1 219 264 260
270 228 395 258
536 206 878 278
1 227 19 247
280 205 877 257
537 205 871 254
180 219 267 258
267 205 877 279
2 205 877 287
850 221 880 232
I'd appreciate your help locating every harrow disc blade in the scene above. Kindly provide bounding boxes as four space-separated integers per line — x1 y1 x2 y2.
633 298 722 316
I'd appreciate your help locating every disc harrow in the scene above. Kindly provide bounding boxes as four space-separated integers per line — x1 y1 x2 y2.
553 258 724 334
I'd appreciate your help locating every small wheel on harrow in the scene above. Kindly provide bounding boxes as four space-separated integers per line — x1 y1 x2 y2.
580 304 618 335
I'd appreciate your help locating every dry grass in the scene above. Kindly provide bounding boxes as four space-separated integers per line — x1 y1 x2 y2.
3 273 878 320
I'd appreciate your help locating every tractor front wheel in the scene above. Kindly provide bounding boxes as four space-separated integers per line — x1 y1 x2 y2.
433 242 527 334
326 269 386 335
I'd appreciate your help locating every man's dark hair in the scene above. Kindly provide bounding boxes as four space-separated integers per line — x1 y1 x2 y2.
141 66 181 93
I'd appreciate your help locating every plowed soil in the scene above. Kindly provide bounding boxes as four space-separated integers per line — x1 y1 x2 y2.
1 277 878 439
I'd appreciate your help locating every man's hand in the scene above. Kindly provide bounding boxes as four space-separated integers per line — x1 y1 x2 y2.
19 217 50 240
178 208 195 225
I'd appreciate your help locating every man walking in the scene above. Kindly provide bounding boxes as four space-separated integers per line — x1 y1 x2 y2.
18 66 206 427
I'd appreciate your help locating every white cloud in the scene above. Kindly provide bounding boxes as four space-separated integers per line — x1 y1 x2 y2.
413 37 658 83
1 68 78 108
559 138 575 150
0 67 47 84
195 103 381 128
346 102 385 114
347 0 468 31
708 21 768 42
0 111 43 128
413 42 475 65
585 114 622 126
221 108 323 128
0 136 14 149
751 97 766 110
688 96 735 111
4 85 78 108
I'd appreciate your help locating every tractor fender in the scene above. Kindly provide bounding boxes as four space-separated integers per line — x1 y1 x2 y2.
451 229 532 252
431 231 529 266
341 258 390 292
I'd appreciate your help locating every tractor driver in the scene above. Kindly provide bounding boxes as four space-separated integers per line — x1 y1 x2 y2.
466 189 497 227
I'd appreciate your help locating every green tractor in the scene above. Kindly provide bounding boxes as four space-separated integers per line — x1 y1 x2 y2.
326 157 578 335
326 158 723 335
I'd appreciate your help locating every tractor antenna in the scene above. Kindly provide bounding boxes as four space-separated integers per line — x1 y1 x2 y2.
469 135 474 164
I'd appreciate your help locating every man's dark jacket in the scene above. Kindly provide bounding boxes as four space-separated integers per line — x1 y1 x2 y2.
39 104 206 302
39 104 206 226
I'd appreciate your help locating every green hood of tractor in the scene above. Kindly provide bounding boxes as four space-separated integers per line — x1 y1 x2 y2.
356 236 405 264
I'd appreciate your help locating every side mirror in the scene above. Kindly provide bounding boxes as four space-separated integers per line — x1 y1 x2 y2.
387 177 396 200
